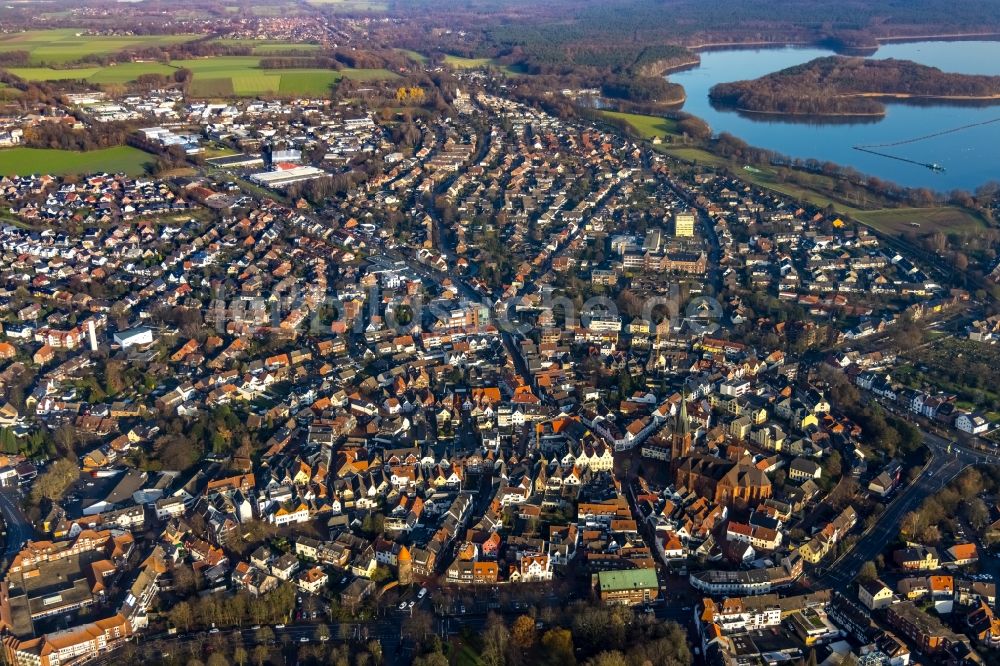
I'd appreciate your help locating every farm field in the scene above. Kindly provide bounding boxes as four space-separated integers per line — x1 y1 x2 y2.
0 146 152 177
209 39 322 54
5 56 398 96
0 29 196 65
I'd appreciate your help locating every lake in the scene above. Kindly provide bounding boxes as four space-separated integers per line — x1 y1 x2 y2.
669 41 1000 191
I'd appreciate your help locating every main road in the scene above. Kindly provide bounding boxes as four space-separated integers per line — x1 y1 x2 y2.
815 430 991 590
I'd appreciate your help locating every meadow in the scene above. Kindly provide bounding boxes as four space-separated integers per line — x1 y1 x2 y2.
5 56 398 97
0 29 195 65
0 146 152 177
598 110 679 140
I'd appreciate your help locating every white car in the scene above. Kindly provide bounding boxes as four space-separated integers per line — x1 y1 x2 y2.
398 602 407 610
418 588 428 600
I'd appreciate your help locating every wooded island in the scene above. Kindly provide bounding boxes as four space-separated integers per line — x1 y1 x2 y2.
709 56 1000 116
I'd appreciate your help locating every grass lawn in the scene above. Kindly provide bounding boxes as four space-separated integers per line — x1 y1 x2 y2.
0 29 195 65
599 110 679 139
0 146 152 177
7 55 396 96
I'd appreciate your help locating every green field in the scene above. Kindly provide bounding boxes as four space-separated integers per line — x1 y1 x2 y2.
599 110 679 140
853 207 988 235
6 55 398 97
0 146 152 177
0 29 195 65
660 146 730 167
210 39 322 55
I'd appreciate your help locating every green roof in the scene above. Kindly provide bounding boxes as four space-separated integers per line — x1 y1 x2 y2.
597 567 659 592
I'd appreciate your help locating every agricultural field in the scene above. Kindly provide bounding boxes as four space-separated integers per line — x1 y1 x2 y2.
209 39 322 55
598 110 679 140
5 56 398 97
0 146 152 177
0 29 195 65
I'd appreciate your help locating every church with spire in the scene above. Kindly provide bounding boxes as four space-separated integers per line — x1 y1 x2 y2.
670 392 692 464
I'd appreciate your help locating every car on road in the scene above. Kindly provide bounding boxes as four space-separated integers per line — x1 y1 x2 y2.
275 624 285 629
209 628 220 634
408 601 415 608
398 602 407 610
418 587 427 599
299 637 309 643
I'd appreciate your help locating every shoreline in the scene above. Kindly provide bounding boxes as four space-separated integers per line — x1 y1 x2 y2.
681 32 1000 55
723 92 1000 118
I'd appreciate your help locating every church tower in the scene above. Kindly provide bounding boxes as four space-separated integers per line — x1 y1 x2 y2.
671 393 692 462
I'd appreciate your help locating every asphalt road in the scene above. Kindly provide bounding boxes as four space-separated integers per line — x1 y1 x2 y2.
0 488 32 557
815 430 990 590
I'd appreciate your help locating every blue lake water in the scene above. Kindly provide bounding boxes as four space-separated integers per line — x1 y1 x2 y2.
669 41 1000 191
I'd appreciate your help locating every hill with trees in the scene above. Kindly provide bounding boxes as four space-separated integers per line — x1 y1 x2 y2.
709 56 1000 116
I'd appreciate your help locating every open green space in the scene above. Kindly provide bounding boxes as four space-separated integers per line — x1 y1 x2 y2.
598 110 679 140
852 207 988 235
398 49 428 64
659 146 730 168
443 55 493 69
442 54 529 76
0 29 196 65
0 146 152 177
5 55 398 97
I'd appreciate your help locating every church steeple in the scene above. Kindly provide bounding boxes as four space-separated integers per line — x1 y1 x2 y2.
671 391 692 462
677 390 689 436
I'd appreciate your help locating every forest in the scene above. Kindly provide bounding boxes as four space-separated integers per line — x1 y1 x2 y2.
379 0 1000 75
709 56 1000 116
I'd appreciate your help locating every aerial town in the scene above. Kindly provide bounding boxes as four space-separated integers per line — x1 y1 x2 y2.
1 2 1000 666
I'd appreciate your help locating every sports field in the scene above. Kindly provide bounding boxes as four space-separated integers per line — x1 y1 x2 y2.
0 146 152 177
0 29 195 65
6 56 398 97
